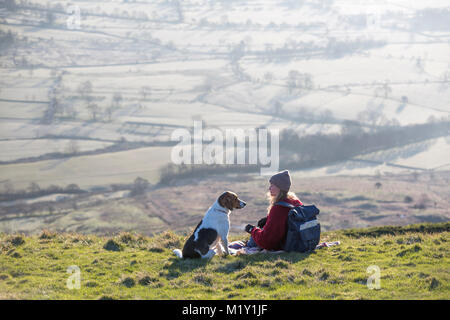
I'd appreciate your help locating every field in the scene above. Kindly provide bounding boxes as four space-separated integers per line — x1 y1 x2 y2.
1 0 450 191
0 223 448 299
0 145 172 190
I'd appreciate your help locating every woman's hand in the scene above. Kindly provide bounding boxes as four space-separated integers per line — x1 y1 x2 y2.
257 217 267 228
245 224 255 233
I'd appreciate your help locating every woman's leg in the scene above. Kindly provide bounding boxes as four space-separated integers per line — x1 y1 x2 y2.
246 234 262 249
246 236 257 247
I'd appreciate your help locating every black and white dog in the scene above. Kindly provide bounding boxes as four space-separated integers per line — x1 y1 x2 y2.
173 191 246 259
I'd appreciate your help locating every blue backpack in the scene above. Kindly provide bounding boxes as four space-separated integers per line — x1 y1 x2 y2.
275 201 321 253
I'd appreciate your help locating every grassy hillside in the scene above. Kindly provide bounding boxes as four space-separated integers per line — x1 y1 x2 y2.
0 223 448 300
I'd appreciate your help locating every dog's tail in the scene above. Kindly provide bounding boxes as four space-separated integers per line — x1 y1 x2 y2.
173 249 183 259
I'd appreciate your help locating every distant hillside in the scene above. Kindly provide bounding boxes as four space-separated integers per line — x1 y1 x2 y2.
1 170 449 236
0 222 448 299
1 0 450 191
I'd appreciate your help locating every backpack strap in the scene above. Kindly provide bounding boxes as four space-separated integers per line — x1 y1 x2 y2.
274 201 299 208
275 201 306 219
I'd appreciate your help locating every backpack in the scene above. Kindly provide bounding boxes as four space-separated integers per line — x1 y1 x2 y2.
275 201 321 253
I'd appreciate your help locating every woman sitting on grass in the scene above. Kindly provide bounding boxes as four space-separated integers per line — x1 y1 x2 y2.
245 170 303 251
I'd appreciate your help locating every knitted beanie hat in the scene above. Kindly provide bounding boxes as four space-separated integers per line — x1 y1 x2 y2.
269 170 291 192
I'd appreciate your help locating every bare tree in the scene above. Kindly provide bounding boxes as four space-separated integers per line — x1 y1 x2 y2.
401 96 408 104
382 81 392 98
287 70 299 94
228 41 245 62
105 105 115 122
65 140 79 154
27 182 40 193
319 109 334 122
41 100 56 124
341 120 364 136
173 0 184 23
78 80 93 105
64 103 78 119
416 57 424 72
41 88 60 124
0 30 15 52
45 11 55 27
273 101 282 115
87 103 100 121
4 181 14 194
113 92 123 107
4 0 18 11
140 86 151 100
263 71 274 83
287 70 314 94
104 92 123 122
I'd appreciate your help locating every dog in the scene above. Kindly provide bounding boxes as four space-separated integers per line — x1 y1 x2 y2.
173 191 246 259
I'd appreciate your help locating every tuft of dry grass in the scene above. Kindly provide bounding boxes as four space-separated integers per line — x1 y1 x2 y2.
8 235 25 246
148 230 183 252
117 231 147 247
103 239 121 251
39 229 57 240
119 275 135 288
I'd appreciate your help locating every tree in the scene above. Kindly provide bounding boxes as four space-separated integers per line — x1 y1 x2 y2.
4 181 14 194
382 81 392 98
341 120 364 136
78 81 96 120
64 103 78 119
78 80 93 104
416 57 424 72
303 73 314 90
65 140 79 154
41 88 60 124
228 41 245 62
87 103 100 121
273 101 282 115
113 92 123 107
104 92 123 122
264 43 273 62
65 184 81 192
45 11 55 27
287 70 299 94
173 0 183 22
140 86 151 100
27 182 40 193
131 177 150 196
105 105 115 122
263 71 274 83
319 109 334 122
0 30 15 51
4 0 17 11
287 70 314 94
42 100 56 124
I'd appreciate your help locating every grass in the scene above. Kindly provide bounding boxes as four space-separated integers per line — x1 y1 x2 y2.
0 223 449 300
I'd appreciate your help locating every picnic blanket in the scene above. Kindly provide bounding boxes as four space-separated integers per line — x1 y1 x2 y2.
227 240 340 256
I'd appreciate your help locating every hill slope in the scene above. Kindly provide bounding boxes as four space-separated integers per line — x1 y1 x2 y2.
2 170 449 236
0 223 449 300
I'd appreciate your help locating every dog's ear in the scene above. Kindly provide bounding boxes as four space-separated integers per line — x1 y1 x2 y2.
218 191 233 210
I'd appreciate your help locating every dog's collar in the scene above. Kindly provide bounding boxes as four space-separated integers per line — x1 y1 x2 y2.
216 207 229 215
213 199 231 215
214 200 230 215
